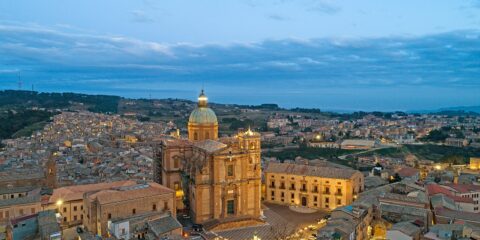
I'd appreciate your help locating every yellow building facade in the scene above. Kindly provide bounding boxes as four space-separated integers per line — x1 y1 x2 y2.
265 162 364 210
155 90 262 225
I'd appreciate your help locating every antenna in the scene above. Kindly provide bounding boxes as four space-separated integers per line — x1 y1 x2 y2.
17 74 23 90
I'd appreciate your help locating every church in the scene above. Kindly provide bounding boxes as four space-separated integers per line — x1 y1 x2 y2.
153 90 262 225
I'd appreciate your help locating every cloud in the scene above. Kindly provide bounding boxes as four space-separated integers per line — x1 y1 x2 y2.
130 10 155 23
307 1 341 14
267 14 290 21
0 23 479 94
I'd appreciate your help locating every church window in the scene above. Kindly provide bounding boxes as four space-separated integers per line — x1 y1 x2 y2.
227 200 235 215
227 165 234 177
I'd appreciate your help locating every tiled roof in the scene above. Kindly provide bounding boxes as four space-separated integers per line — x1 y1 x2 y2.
194 140 227 153
390 221 421 236
397 167 419 177
427 184 474 203
265 162 360 179
88 182 173 205
148 215 182 237
443 183 480 194
435 208 480 223
49 180 138 203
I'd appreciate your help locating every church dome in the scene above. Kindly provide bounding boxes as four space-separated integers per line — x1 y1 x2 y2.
189 89 218 125
189 107 218 124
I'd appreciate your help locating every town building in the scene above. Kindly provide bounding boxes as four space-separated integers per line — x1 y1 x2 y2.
264 162 364 210
82 181 176 237
153 90 262 226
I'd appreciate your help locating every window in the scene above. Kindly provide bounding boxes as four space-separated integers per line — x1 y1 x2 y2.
194 132 198 140
314 196 318 202
271 191 275 197
31 208 35 214
74 215 77 221
271 181 275 188
325 197 329 203
74 206 77 211
122 228 126 235
132 209 136 214
174 182 180 190
337 199 342 205
227 200 235 215
174 159 179 168
81 205 83 210
291 193 295 199
19 209 24 215
290 183 295 190
281 192 285 198
337 188 342 195
153 204 157 211
325 187 330 194
81 214 83 220
0 212 3 219
313 186 318 193
108 213 111 219
227 165 234 177
63 207 67 213
63 217 67 222
205 132 210 139
10 194 14 199
280 182 285 189
164 201 168 210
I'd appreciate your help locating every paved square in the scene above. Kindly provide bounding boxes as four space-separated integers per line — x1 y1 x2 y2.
204 203 328 240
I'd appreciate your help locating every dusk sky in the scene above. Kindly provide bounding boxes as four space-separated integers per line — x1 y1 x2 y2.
1 0 479 111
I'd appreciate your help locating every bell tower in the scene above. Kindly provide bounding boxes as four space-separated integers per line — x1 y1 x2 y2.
45 151 57 189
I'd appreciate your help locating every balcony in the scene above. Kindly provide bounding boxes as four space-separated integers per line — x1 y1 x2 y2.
335 192 343 196
279 185 286 190
323 191 330 195
312 189 319 193
289 187 296 191
300 188 307 192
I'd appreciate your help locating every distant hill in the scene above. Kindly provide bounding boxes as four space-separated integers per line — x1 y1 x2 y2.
410 105 480 116
437 106 480 114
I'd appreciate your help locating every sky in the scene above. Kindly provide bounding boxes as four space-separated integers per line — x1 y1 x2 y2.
0 0 479 111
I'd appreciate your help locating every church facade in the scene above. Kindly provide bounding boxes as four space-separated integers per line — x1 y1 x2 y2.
153 90 262 224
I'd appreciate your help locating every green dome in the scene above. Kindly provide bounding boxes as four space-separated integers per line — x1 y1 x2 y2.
189 107 218 124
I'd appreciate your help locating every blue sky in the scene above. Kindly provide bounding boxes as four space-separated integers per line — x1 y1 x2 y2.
0 0 479 111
